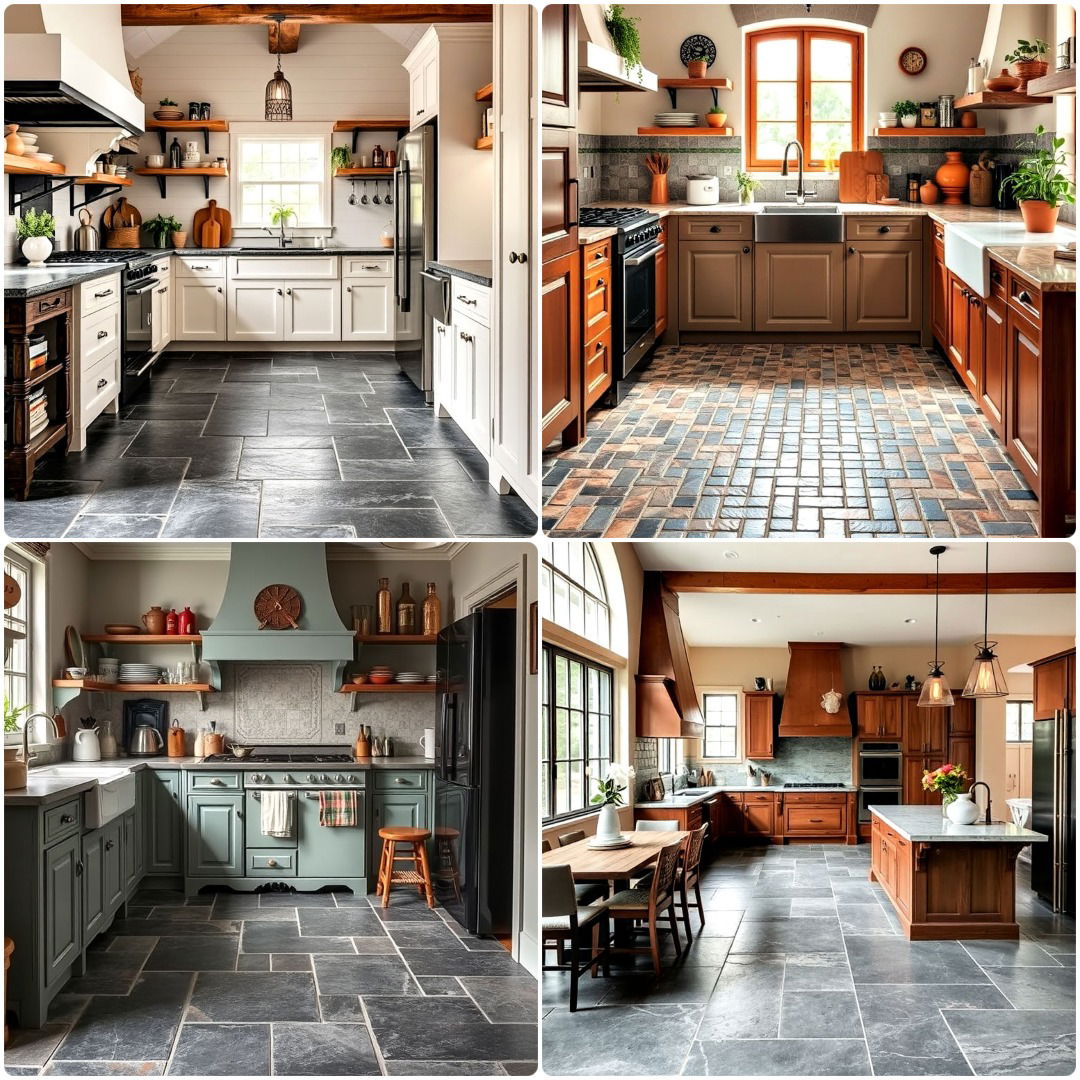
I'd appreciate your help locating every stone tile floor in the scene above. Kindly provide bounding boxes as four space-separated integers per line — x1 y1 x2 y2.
5 352 536 540
5 887 537 1076
543 344 1040 538
542 845 1075 1076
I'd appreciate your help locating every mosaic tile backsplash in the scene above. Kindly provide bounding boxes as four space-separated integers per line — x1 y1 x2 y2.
689 737 855 787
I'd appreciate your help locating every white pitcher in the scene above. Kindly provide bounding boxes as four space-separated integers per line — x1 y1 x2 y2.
72 729 101 762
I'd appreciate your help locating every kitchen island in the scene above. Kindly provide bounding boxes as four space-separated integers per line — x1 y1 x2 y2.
869 805 1047 941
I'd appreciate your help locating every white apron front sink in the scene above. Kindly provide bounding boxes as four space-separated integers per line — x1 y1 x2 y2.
943 221 1074 297
32 767 137 828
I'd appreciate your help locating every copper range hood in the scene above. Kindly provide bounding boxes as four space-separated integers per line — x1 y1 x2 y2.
777 641 852 737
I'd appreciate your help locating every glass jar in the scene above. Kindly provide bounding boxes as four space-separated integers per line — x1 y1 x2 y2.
937 94 955 129
919 103 937 127
907 174 922 202
376 578 393 634
397 582 416 635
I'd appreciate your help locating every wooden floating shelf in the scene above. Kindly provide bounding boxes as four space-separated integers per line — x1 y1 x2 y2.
475 82 493 102
82 634 202 644
4 153 66 176
658 77 734 90
954 90 1052 109
636 126 734 136
76 174 133 186
334 167 394 177
355 634 437 644
332 119 409 132
474 135 493 150
134 167 228 177
1025 68 1076 96
874 126 986 136
338 684 437 694
53 679 213 693
146 118 229 133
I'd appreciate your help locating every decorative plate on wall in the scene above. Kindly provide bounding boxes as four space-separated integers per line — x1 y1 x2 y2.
680 34 716 69
898 46 927 75
254 584 302 630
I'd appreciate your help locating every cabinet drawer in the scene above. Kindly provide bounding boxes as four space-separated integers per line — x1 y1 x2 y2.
374 770 428 791
785 806 845 833
81 305 120 369
230 255 339 280
845 216 920 241
44 799 82 845
188 771 243 791
686 806 704 829
584 325 613 410
989 260 1008 302
79 274 122 317
342 256 392 278
246 849 297 876
31 290 72 321
744 791 774 804
782 791 846 805
451 279 491 325
583 238 612 270
175 256 226 279
678 216 753 241
1008 273 1042 324
81 347 119 419
583 264 613 337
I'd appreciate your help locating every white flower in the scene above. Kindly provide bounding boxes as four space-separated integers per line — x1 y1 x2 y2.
606 762 636 786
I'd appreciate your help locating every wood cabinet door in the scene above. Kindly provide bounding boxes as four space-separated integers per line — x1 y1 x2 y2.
679 241 753 331
964 294 985 398
950 697 975 736
930 241 949 346
583 255 612 341
1006 308 1042 490
981 293 1007 437
754 244 844 332
946 272 970 381
721 795 743 837
845 241 922 332
540 127 578 262
903 699 946 755
744 694 775 759
903 755 934 804
743 801 773 836
949 735 975 781
122 809 139 894
541 248 582 447
857 695 882 737
583 328 613 411
1034 655 1069 718
45 834 81 987
373 792 429 831
894 836 912 916
540 4 577 128
706 797 722 843
655 221 668 337
880 696 904 740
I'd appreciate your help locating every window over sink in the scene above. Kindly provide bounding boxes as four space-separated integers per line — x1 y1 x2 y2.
231 127 331 229
4 546 44 722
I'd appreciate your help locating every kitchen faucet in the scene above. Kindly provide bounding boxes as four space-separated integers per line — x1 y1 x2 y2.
264 226 292 249
968 780 993 824
22 712 60 768
781 140 817 205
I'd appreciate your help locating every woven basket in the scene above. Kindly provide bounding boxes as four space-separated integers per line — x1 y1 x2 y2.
106 226 140 249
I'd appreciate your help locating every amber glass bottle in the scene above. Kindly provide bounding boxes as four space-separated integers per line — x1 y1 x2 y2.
422 582 441 636
397 582 416 634
376 577 392 634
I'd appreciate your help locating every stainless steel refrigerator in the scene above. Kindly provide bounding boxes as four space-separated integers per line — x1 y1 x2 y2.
394 123 436 401
433 609 516 936
1031 708 1075 913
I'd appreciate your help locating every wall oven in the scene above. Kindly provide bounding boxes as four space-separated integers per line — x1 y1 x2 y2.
858 741 903 787
859 787 902 824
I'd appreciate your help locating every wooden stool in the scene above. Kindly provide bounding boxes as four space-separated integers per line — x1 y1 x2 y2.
433 826 463 902
376 826 435 909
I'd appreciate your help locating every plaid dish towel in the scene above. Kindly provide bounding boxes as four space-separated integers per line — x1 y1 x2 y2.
318 789 357 827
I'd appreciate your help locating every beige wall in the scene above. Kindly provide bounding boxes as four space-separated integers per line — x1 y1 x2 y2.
989 2 1058 134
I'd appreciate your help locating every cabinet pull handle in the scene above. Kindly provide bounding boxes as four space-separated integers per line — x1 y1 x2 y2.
594 251 605 260
209 778 225 785
456 295 477 306
157 287 167 294
94 288 113 298
1017 289 1033 305
97 329 108 339
60 814 75 824
596 278 605 287
459 331 474 343
191 265 210 270
97 378 108 390
416 108 425 116
40 296 62 309
810 818 824 823
105 840 114 851
395 777 410 784
436 324 445 334
595 341 603 351
742 245 751 254
878 225 891 234
361 264 380 270
76 860 83 876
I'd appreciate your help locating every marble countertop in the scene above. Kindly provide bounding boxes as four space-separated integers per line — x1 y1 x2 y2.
985 243 1076 292
869 804 1048 843
426 259 493 288
579 226 619 245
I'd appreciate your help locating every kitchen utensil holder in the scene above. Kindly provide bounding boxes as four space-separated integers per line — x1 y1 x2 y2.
106 226 140 249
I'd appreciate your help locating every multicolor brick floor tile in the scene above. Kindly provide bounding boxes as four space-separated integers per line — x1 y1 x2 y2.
543 343 1039 538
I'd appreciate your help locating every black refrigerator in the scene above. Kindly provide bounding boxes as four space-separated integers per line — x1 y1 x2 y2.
1031 709 1075 914
434 609 517 935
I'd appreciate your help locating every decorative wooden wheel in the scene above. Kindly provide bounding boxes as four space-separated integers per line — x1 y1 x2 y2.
254 584 302 630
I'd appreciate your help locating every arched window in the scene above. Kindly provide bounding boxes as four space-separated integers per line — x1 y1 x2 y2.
540 541 610 648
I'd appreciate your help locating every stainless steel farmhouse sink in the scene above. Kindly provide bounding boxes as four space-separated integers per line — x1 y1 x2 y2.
760 203 840 213
754 206 844 243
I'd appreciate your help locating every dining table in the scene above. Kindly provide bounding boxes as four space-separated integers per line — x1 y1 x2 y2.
541 830 690 883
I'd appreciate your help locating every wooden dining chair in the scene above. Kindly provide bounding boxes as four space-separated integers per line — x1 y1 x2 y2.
542 864 611 1011
634 820 679 831
558 830 587 846
542 839 552 852
603 840 683 976
676 824 708 942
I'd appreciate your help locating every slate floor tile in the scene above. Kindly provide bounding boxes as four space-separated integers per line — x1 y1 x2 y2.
384 1063 506 1075
186 972 319 1023
779 990 863 1038
241 923 353 954
270 1022 381 1075
318 995 365 1021
166 1023 270 1075
943 1009 1075 1075
43 1062 166 1075
144 936 239 973
237 449 341 480
3 1023 70 1067
298 908 384 937
398 948 525 977
981 964 1075 1009
684 1038 872 1076
313 955 419 995
5 481 99 537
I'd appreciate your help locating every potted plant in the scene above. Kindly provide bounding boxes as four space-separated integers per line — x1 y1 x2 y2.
270 202 296 243
16 208 55 266
590 763 636 842
999 124 1075 232
4 697 29 747
145 214 184 249
705 106 727 128
1004 38 1050 90
154 97 184 121
687 52 709 79
330 145 351 174
604 5 644 83
894 99 919 128
735 170 759 205
921 762 971 820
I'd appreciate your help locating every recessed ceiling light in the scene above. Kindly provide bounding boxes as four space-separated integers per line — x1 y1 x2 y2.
750 617 761 623
904 618 918 624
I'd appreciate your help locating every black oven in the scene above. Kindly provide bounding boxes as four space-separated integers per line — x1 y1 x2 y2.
859 787 902 823
122 259 160 404
858 741 903 786
620 240 661 384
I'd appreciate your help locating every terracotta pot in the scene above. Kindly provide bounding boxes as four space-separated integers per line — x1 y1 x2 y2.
687 59 707 79
960 111 978 128
650 173 669 205
920 179 940 205
4 124 25 157
1011 59 1048 93
984 67 1022 92
1019 199 1060 233
705 111 727 128
171 231 187 249
142 605 167 634
935 151 970 205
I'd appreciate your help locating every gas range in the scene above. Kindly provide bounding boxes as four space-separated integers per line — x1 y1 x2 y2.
782 782 848 789
580 206 662 255
45 249 159 283
202 745 356 765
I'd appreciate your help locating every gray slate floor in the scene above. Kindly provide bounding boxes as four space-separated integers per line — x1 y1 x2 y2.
5 352 536 539
5 887 537 1076
542 844 1075 1076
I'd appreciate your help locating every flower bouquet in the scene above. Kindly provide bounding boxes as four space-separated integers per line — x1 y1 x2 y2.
922 762 970 815
590 763 636 846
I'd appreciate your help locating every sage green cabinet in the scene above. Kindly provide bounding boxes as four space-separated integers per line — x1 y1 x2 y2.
372 791 429 830
44 833 81 989
187 793 244 877
143 769 183 876
123 808 140 891
296 790 365 880
103 818 124 911
81 827 106 941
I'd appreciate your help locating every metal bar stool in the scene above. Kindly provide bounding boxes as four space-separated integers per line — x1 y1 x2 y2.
376 826 435 909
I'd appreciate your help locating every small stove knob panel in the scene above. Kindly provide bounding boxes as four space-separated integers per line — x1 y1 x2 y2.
308 773 317 783
284 774 293 784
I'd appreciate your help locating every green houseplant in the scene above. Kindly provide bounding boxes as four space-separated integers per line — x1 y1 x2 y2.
893 99 919 128
16 208 55 266
5 696 29 747
735 170 759 205
1004 38 1050 89
605 5 643 82
145 214 184 249
330 145 351 174
999 125 1075 232
687 51 709 79
705 105 727 129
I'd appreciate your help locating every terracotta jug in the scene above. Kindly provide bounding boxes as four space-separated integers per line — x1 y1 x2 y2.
4 124 25 157
142 605 167 634
920 179 940 205
935 151 970 205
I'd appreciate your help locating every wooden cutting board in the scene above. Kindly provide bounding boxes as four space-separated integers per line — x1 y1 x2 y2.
192 200 232 248
839 151 884 203
865 173 890 204
103 197 142 229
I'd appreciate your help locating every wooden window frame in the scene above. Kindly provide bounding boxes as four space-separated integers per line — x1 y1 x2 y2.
745 26 864 173
698 686 743 764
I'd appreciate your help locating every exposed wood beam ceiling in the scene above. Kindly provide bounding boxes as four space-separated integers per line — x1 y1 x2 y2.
661 572 1074 596
120 5 492 25
268 19 301 52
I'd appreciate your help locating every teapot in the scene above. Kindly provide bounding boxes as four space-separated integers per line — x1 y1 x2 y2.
73 728 102 762
820 688 843 715
129 724 164 756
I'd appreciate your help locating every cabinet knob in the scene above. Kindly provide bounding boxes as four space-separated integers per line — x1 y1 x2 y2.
267 858 279 868
61 814 75 824
878 225 891 234
217 287 223 293
509 251 528 264
276 288 283 295
1018 289 1033 305
848 246 856 254
596 278 605 287
742 245 751 254
459 331 474 343
595 341 603 351
286 288 292 295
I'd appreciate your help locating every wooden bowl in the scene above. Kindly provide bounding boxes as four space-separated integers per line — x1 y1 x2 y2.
105 624 142 634
352 674 369 685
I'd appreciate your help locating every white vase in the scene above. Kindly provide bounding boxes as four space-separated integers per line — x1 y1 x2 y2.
946 792 980 825
21 236 52 267
595 802 622 841
900 115 917 128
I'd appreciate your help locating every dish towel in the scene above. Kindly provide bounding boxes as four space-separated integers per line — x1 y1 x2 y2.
319 789 357 827
260 790 294 839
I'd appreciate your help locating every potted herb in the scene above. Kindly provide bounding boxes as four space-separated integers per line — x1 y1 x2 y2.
894 99 919 129
4 697 29 747
270 202 296 243
16 208 55 266
330 145 352 174
1003 38 1050 90
590 763 635 842
605 5 644 82
154 97 184 121
999 124 1075 232
687 52 709 79
735 170 759 205
145 214 184 249
705 106 727 129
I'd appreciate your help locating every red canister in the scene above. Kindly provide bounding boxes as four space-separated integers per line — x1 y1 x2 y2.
165 609 179 635
177 606 196 635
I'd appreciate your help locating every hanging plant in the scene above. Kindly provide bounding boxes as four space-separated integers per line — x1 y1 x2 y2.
605 5 644 82
330 145 352 174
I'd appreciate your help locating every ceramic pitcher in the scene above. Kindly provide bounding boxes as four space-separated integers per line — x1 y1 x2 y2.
142 606 167 634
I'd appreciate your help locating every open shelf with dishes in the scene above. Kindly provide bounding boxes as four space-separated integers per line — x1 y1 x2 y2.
338 683 436 694
658 76 734 110
636 126 734 136
145 118 229 154
133 167 229 199
82 634 203 645
4 153 66 176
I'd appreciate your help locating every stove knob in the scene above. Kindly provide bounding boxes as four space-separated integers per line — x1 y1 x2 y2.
322 773 331 784
336 774 346 783
251 773 261 783
308 773 317 782
284 774 293 784
264 775 273 783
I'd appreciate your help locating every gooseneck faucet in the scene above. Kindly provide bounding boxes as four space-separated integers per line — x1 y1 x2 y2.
22 712 60 768
781 140 817 205
968 780 992 824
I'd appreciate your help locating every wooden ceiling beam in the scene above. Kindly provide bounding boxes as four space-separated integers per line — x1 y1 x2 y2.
661 571 1075 596
121 5 492 25
268 19 301 53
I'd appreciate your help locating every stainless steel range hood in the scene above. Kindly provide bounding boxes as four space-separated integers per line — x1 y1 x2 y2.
201 544 354 663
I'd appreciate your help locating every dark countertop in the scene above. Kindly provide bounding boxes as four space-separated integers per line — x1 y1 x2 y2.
170 247 393 256
427 259 493 287
4 264 124 299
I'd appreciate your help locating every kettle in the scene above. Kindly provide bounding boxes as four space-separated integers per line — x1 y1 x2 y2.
74 208 99 252
73 728 102 762
129 724 164 757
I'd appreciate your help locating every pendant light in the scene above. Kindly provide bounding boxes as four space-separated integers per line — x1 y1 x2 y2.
265 15 294 122
962 542 1008 698
918 545 954 708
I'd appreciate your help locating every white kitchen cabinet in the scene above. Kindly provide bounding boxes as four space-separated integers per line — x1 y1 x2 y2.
175 279 227 341
151 259 172 355
284 280 341 341
432 316 453 410
342 277 394 341
72 272 122 452
227 280 284 342
405 37 439 128
447 307 491 455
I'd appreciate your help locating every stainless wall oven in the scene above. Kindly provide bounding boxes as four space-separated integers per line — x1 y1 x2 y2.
858 741 903 787
859 787 902 823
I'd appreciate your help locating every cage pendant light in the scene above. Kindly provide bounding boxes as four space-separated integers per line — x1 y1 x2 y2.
265 17 293 121
918 545 955 708
962 543 1009 699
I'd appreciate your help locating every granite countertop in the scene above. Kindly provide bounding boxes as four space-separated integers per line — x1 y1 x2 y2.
869 804 1048 843
427 259 493 288
985 244 1077 292
4 265 124 299
579 226 619 245
638 783 855 808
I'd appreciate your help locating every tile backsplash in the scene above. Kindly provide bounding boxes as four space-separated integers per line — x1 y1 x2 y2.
690 737 854 787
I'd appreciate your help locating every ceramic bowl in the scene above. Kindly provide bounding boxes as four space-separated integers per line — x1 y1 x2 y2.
65 667 88 679
368 674 394 684
104 624 141 634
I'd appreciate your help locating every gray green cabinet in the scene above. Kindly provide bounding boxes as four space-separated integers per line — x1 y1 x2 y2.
372 790 429 830
296 790 365 880
123 808 140 892
103 818 124 911
44 833 81 989
187 793 244 877
81 826 106 941
143 769 183 876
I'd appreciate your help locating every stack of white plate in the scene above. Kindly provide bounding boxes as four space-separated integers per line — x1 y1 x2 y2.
119 663 162 684
878 112 897 128
425 674 437 683
180 159 204 169
653 111 698 127
395 671 425 683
